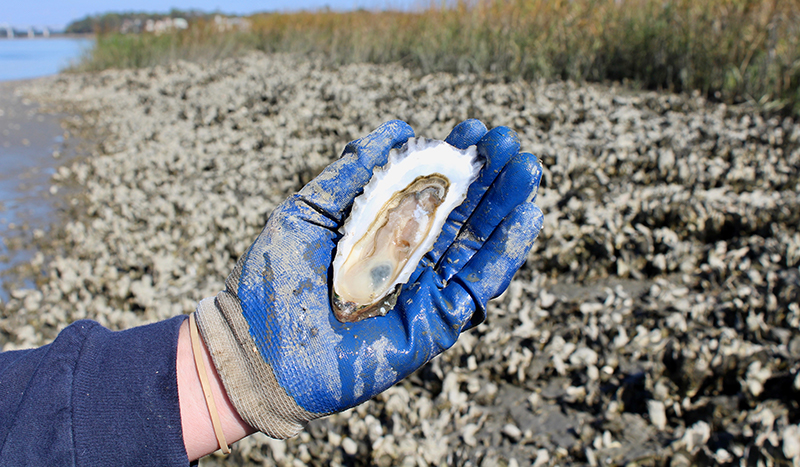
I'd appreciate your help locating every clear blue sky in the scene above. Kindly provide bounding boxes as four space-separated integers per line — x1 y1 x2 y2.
2 0 416 29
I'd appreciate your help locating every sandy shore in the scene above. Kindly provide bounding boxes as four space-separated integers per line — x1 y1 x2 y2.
3 53 799 465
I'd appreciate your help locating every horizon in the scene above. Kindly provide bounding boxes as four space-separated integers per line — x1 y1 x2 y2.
2 0 416 30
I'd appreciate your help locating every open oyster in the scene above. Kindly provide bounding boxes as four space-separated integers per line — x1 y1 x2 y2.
331 137 483 322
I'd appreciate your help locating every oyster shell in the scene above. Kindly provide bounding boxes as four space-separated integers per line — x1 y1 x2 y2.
331 137 483 322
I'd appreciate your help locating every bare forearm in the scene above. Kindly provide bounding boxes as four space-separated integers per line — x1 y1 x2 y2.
176 319 255 460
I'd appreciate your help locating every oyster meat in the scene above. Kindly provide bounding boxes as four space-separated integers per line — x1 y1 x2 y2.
331 137 483 322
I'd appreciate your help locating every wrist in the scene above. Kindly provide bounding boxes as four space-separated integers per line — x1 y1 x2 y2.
194 295 315 439
177 317 255 460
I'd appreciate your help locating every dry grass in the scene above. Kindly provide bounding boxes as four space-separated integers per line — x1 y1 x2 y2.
71 0 800 113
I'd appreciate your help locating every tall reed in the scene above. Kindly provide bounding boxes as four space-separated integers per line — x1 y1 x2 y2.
71 0 800 113
72 19 257 71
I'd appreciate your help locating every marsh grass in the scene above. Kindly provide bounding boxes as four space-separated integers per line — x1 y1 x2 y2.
71 0 800 113
71 19 258 71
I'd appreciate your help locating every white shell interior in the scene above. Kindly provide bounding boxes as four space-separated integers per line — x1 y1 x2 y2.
332 137 483 320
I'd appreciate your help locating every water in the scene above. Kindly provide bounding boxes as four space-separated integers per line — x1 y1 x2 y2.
0 38 94 298
0 37 93 81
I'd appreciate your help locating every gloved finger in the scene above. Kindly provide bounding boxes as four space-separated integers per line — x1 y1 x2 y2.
296 120 414 220
448 202 544 329
422 127 521 270
436 152 542 282
444 119 487 150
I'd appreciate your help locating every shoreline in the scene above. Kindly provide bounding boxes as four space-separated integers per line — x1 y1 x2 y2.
0 77 88 300
0 34 96 40
3 54 799 465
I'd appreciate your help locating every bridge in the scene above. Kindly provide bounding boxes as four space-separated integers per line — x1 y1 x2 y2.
0 25 56 38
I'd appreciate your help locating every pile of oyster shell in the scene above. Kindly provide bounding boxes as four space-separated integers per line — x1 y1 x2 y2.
3 53 799 466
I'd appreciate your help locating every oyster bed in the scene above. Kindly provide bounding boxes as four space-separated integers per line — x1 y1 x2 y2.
3 53 799 466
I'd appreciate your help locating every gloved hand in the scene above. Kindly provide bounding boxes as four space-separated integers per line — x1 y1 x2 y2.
195 119 543 439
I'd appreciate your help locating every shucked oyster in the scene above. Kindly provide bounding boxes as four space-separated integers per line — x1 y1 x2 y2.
331 137 483 322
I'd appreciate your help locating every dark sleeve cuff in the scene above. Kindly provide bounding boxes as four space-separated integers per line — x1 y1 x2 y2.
0 316 190 466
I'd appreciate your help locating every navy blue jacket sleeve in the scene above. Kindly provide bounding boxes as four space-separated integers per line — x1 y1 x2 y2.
0 315 190 466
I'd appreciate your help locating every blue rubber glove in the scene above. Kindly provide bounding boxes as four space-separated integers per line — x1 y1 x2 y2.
195 120 543 438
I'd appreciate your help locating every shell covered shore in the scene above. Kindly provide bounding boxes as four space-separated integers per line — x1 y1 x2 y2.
3 53 800 466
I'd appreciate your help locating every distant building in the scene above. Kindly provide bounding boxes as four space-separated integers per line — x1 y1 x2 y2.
120 19 144 34
144 17 189 35
214 15 250 32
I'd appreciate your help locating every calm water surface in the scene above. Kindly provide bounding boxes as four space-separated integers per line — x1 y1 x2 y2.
0 37 93 81
0 38 94 297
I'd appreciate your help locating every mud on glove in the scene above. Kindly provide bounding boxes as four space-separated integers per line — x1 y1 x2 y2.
195 119 544 438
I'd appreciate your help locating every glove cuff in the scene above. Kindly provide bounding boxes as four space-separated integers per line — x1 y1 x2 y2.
194 296 316 439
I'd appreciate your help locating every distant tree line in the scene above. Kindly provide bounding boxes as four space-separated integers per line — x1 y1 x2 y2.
65 9 217 34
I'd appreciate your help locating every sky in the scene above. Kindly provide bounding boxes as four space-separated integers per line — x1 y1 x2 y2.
2 0 416 29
